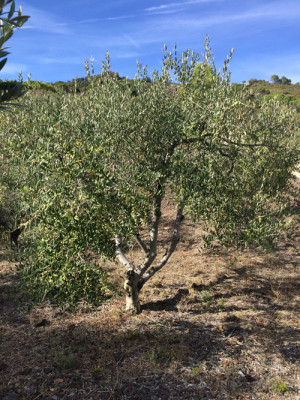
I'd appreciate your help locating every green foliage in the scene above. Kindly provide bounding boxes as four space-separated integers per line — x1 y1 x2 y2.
269 378 289 393
252 87 270 95
189 62 214 93
270 75 292 85
19 237 111 307
23 80 57 92
192 364 205 376
125 329 139 341
248 78 268 85
0 37 299 307
146 346 173 364
264 92 297 106
217 298 226 310
50 337 82 370
270 74 280 84
249 80 300 115
281 76 292 85
0 0 29 108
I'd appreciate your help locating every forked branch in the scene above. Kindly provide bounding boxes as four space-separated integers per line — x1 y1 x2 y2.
134 232 149 255
115 234 135 271
140 197 185 285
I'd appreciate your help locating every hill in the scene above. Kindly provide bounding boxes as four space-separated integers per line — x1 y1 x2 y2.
247 79 300 115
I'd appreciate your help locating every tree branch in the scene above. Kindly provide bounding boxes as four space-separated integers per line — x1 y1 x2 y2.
135 128 208 280
115 234 135 272
181 133 212 146
217 147 235 176
140 198 185 285
134 232 149 255
220 136 284 149
136 185 162 277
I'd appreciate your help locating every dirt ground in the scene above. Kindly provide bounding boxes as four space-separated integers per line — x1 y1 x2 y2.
0 181 299 400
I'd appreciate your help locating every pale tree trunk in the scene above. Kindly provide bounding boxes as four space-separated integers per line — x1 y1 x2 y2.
115 197 185 314
124 270 141 314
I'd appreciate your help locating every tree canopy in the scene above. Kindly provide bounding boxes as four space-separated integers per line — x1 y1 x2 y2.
270 74 292 85
0 37 299 313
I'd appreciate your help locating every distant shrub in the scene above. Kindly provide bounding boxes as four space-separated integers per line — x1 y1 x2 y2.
264 93 297 105
248 79 268 86
23 80 56 93
248 78 258 85
231 83 244 91
253 87 270 95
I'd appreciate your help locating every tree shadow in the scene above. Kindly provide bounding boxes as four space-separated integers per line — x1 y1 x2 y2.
142 288 189 312
0 239 299 399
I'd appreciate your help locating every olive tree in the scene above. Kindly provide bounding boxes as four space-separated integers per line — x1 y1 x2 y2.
0 0 28 240
1 38 299 312
0 0 29 108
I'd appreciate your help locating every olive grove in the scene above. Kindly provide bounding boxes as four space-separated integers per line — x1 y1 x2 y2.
0 38 299 313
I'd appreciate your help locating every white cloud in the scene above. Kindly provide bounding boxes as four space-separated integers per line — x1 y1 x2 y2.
21 3 70 34
145 0 222 14
145 8 184 16
39 57 83 65
78 18 101 24
122 33 141 49
79 14 135 24
114 51 142 59
106 15 135 21
1 62 27 76
173 1 300 28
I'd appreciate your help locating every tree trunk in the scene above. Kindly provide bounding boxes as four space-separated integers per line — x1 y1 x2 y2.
124 271 141 314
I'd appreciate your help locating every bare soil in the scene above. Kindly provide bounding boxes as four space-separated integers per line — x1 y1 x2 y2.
0 181 299 400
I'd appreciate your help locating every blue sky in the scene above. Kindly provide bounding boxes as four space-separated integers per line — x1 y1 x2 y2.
1 0 300 83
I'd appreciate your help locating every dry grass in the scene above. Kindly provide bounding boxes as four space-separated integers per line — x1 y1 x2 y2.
0 181 299 400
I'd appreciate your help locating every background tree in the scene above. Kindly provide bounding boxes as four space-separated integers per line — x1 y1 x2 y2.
270 75 292 85
0 38 299 313
280 76 292 85
0 0 29 109
270 74 280 84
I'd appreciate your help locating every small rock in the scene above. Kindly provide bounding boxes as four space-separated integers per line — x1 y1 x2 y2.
113 351 123 362
34 318 50 328
0 360 8 371
68 323 76 333
4 392 19 400
19 367 32 375
245 374 256 383
224 314 240 323
218 324 241 336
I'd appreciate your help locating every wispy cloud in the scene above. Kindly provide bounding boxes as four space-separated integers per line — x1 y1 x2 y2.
39 57 83 65
145 8 184 16
1 62 27 75
122 34 140 49
78 18 101 24
145 0 222 14
114 51 142 59
173 1 300 28
7 0 299 84
107 14 135 21
79 14 135 24
21 3 70 34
